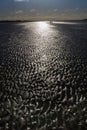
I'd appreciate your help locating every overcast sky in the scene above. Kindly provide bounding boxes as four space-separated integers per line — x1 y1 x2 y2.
0 0 87 20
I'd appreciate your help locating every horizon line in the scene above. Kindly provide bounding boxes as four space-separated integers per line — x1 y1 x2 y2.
0 18 87 22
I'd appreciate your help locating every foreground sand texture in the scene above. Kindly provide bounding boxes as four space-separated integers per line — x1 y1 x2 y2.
0 22 87 130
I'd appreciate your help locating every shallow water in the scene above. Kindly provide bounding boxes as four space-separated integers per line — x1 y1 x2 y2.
0 21 87 130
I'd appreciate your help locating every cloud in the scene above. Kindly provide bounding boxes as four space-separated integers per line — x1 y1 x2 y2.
65 8 79 12
30 9 36 13
14 0 30 2
75 8 79 11
53 9 58 12
15 10 23 14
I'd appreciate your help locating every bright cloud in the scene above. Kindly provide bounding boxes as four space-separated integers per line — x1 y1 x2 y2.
30 9 36 13
15 10 23 14
14 0 30 2
53 9 58 12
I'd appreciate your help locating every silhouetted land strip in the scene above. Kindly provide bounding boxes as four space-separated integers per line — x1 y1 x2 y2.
0 19 87 23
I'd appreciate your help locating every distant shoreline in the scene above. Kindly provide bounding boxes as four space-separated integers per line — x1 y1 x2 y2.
0 19 87 23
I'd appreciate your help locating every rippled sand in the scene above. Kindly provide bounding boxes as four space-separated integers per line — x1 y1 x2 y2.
0 22 87 130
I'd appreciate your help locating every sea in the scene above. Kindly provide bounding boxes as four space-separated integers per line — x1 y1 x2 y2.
0 21 87 130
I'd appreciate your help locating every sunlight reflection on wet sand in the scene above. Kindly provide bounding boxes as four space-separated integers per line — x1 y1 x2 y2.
37 21 49 30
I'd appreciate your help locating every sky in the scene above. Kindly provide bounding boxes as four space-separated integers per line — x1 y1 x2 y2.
0 0 87 20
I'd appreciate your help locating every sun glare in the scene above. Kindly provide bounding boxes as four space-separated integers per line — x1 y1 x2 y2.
38 22 48 30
